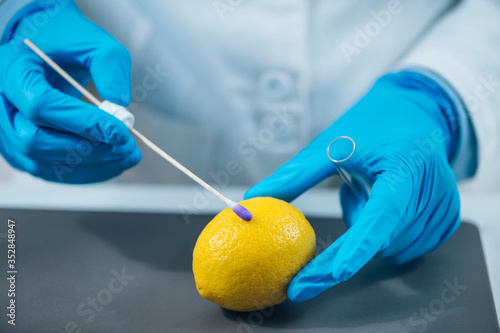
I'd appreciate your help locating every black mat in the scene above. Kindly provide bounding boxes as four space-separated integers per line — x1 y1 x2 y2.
0 209 498 333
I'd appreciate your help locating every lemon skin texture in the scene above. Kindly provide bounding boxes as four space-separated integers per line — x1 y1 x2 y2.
192 197 316 312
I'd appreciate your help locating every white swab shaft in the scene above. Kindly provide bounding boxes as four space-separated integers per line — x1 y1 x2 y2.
24 39 102 107
129 127 231 204
23 38 233 206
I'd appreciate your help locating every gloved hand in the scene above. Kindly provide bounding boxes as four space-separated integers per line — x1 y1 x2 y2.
0 0 141 183
245 72 462 302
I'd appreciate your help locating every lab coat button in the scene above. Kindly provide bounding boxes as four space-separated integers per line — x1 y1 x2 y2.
260 111 299 144
259 70 294 102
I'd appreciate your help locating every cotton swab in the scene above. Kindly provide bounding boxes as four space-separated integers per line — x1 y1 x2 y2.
24 38 253 221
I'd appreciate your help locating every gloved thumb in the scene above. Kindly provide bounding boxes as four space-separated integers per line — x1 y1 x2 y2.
88 41 132 106
287 173 409 302
340 183 366 228
245 134 338 202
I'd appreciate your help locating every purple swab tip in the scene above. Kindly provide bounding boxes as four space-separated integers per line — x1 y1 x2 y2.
229 202 253 221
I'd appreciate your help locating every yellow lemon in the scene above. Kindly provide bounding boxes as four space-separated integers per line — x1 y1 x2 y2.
192 197 316 312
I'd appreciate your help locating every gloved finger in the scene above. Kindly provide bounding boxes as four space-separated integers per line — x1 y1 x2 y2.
9 108 137 163
35 128 138 164
14 6 131 106
339 183 365 229
287 172 411 302
44 63 91 99
3 55 130 144
339 151 416 257
381 182 460 264
31 148 141 184
86 38 132 106
245 132 338 202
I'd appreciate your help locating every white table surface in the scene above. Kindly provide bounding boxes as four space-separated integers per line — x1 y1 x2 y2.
0 180 498 323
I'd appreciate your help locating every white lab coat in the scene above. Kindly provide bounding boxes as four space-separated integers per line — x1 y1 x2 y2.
66 0 500 189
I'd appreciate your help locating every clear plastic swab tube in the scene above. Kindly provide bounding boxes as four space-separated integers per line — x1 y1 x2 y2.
327 136 371 201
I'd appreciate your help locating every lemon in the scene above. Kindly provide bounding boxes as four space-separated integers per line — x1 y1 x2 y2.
192 197 316 312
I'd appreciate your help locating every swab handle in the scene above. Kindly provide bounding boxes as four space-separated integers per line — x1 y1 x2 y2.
99 100 135 128
23 39 252 220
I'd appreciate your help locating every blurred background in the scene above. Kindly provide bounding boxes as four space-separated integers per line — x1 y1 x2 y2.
0 0 446 188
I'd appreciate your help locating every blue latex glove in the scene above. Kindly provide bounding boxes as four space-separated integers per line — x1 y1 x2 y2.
0 1 141 183
245 72 461 302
